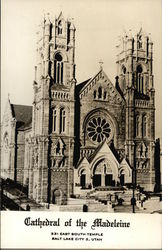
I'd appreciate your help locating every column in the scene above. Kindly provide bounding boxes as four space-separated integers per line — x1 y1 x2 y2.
101 173 105 186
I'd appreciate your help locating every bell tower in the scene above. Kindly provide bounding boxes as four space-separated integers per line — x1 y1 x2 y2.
116 28 155 191
29 12 76 204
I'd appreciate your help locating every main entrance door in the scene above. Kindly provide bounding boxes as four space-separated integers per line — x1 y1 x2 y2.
92 158 116 188
93 174 101 187
105 174 113 186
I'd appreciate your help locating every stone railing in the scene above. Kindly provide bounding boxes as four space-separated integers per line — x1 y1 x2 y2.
135 99 150 108
51 90 69 100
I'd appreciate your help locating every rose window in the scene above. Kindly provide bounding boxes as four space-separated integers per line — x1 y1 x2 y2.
87 117 112 143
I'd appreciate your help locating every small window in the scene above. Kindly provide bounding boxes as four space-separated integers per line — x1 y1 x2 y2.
60 108 66 133
56 141 60 155
138 35 142 49
136 115 140 137
55 53 62 62
58 21 62 35
52 108 57 132
98 87 102 99
142 115 147 137
54 53 63 84
137 65 143 73
122 66 126 74
136 65 143 93
94 90 96 99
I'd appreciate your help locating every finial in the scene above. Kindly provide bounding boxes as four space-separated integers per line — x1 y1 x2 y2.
8 93 10 100
99 60 103 69
139 22 143 33
59 4 63 14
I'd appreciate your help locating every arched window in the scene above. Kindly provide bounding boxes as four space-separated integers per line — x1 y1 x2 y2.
122 66 126 74
136 65 143 93
54 53 63 84
98 87 102 99
104 91 107 100
80 169 86 187
60 108 66 133
141 75 144 93
138 35 142 49
136 115 140 137
58 21 62 35
52 108 57 132
94 90 96 99
142 115 147 137
56 141 60 155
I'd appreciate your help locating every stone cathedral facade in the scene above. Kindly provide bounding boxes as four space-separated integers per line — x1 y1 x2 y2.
1 13 160 205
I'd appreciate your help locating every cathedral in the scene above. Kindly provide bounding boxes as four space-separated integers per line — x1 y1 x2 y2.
1 12 161 205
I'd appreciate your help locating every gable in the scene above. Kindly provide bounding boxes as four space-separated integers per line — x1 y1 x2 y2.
79 69 124 105
120 158 132 169
88 140 119 167
57 11 64 22
77 156 89 168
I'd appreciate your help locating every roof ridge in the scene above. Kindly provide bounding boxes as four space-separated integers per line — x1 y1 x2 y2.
12 103 32 107
88 139 106 162
79 69 102 94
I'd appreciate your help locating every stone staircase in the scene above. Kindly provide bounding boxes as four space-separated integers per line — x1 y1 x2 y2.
86 187 141 206
87 202 108 212
114 205 140 213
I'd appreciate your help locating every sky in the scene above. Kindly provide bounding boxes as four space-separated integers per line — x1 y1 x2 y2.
1 0 162 140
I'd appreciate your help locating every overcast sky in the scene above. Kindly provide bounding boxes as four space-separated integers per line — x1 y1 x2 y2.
1 0 162 140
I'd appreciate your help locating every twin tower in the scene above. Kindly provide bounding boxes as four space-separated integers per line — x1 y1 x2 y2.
27 12 157 204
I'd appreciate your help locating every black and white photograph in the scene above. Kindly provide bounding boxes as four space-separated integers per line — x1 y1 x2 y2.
1 0 162 214
1 1 162 249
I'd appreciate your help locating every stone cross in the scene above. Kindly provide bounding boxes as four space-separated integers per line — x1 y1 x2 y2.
99 60 103 69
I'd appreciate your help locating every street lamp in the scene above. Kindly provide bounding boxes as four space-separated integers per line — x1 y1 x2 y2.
131 166 136 213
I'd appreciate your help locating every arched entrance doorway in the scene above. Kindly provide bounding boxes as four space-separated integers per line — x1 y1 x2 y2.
80 169 86 188
92 158 117 187
120 170 125 186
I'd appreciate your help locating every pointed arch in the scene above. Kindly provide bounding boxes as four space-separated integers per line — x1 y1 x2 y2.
60 107 66 133
142 114 147 137
58 20 62 35
52 107 57 132
93 90 96 99
54 53 64 84
136 64 143 93
98 87 102 99
135 115 140 137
